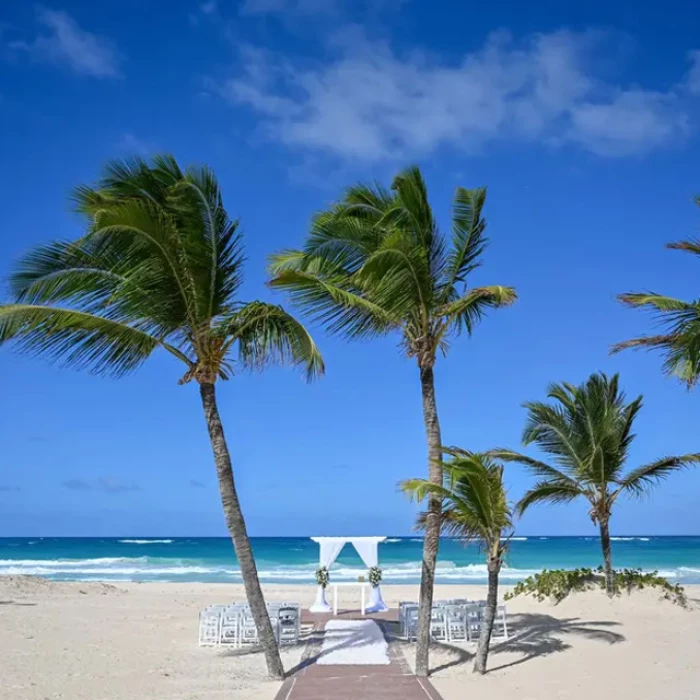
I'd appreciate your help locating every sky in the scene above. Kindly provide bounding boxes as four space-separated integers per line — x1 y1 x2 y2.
1 0 700 537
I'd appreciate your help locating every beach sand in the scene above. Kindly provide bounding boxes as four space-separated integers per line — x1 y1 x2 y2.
1 577 699 699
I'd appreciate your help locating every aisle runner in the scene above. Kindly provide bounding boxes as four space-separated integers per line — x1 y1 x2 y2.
317 619 390 665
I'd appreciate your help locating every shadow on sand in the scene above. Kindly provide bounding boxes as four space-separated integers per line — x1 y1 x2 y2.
388 612 625 675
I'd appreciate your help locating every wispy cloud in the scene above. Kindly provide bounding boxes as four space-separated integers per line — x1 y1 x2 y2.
240 0 403 16
98 477 139 494
62 477 139 493
62 478 92 491
189 479 206 488
218 28 699 161
116 132 156 155
686 50 700 96
241 0 340 15
27 435 49 444
0 485 20 492
200 1 218 14
9 8 121 78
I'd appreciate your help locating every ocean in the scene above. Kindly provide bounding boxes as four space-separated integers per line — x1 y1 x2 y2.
2 536 700 585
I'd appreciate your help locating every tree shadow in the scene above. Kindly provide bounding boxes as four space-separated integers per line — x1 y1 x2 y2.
0 600 38 607
486 613 625 673
423 612 624 675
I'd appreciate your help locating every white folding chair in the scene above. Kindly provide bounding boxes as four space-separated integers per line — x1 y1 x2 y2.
430 606 448 642
445 605 467 642
278 607 300 645
491 604 509 640
198 608 223 647
239 613 258 646
404 606 419 641
465 603 483 642
219 607 242 646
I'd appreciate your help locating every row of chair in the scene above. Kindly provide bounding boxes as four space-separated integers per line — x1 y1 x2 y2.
399 601 509 643
198 602 301 648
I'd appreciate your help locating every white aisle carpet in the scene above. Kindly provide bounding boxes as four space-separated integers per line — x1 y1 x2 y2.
317 619 391 665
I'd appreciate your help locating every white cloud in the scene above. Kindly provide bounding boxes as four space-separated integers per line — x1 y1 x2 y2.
686 50 700 95
240 0 403 17
200 1 218 14
241 0 348 15
10 8 121 78
218 28 698 160
117 132 156 155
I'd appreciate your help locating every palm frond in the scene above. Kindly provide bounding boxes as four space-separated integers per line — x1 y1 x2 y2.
440 186 487 297
402 452 512 549
667 239 700 256
399 478 454 503
516 480 584 516
216 301 324 381
269 268 397 339
168 165 245 317
614 453 700 499
613 294 700 387
438 285 517 336
0 303 161 377
488 448 580 484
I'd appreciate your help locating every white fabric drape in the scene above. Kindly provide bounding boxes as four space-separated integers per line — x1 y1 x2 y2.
310 537 348 612
319 539 347 569
309 537 389 613
350 538 379 568
350 537 388 613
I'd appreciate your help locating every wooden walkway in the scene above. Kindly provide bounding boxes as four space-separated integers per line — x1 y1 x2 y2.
274 610 444 700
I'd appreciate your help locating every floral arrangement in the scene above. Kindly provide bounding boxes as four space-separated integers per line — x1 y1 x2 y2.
368 566 382 588
315 566 330 588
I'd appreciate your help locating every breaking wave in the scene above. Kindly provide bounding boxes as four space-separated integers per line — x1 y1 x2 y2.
118 539 174 545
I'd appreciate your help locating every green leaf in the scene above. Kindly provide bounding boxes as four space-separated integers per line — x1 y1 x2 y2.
216 301 324 381
0 304 160 377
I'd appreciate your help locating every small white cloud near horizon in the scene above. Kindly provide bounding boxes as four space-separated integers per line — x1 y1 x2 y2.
218 28 700 161
61 477 139 493
9 8 121 78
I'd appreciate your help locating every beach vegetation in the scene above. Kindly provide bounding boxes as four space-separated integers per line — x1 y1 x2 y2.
505 567 688 607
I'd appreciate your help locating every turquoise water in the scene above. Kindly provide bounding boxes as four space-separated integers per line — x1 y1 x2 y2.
2 536 700 584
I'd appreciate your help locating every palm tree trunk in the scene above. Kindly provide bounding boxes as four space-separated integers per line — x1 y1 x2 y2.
415 364 443 677
599 518 614 597
473 558 500 675
199 382 284 680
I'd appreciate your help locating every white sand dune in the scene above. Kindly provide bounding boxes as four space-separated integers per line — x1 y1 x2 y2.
0 578 699 699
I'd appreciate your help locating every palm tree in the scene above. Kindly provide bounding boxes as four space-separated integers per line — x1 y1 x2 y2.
401 449 513 675
269 166 516 676
0 155 323 679
493 372 700 596
613 198 700 387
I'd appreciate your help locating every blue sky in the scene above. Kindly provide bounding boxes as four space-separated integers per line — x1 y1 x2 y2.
1 0 700 537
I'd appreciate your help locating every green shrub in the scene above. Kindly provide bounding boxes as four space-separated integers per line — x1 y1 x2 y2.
504 567 687 607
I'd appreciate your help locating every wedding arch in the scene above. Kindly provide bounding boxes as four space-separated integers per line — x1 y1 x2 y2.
309 536 389 613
